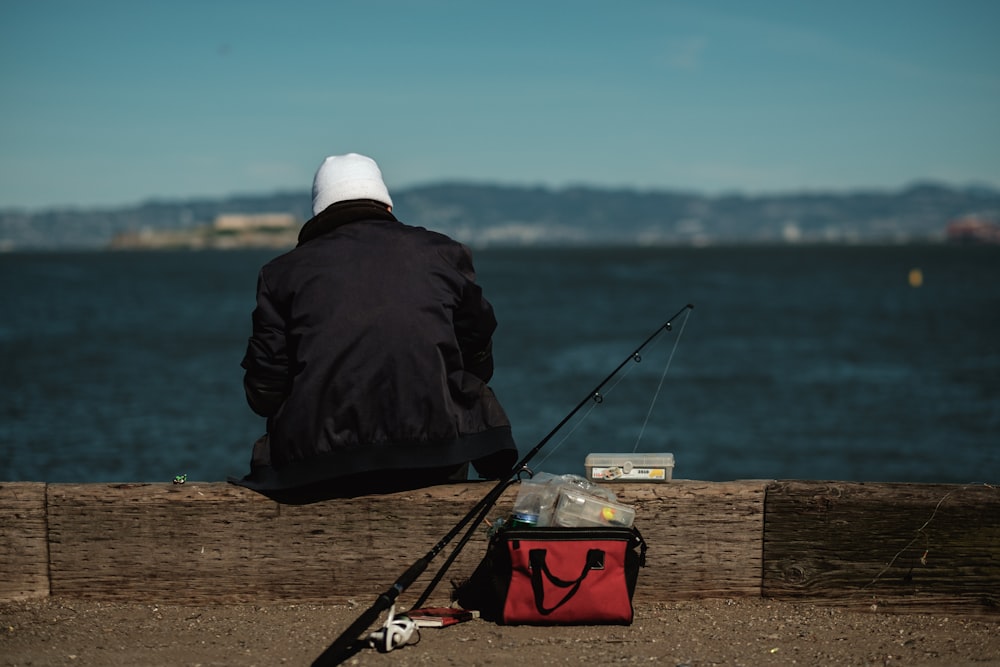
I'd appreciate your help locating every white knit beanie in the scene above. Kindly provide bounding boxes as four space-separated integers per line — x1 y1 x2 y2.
311 153 393 215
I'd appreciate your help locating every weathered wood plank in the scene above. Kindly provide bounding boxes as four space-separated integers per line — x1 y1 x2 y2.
47 482 279 602
17 479 1000 615
45 482 518 603
0 482 49 600
44 480 767 605
616 480 767 599
762 481 1000 615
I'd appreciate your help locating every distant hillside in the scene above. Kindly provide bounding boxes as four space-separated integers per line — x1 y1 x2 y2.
2 181 998 251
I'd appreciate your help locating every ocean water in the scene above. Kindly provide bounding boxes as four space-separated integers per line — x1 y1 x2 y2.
1 245 997 485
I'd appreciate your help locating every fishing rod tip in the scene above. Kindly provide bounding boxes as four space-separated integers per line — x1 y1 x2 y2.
687 303 695 309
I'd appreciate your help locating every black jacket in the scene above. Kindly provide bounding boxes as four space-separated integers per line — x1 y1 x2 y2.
233 200 517 499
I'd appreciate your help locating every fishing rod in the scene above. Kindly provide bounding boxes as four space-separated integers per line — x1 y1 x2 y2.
311 303 694 667
408 301 693 610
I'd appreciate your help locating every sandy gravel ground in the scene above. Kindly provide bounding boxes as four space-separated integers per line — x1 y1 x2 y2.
1 597 998 667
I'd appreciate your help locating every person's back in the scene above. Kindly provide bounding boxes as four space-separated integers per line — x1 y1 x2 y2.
232 154 517 503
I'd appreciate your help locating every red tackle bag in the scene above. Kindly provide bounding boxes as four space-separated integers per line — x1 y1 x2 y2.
456 526 647 625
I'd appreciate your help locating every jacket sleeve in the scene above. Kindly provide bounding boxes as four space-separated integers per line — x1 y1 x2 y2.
241 271 292 417
450 243 498 382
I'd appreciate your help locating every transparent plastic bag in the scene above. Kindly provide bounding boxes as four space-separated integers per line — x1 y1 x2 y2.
511 472 633 528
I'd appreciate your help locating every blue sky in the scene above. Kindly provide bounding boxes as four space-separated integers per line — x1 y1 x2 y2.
2 1 998 210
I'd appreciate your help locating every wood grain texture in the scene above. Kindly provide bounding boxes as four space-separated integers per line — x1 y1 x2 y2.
762 481 1000 615
0 482 49 599
614 480 767 600
42 481 767 605
20 479 998 615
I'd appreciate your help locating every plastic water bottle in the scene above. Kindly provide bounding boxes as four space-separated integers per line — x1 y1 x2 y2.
511 485 544 527
510 474 559 527
510 501 540 528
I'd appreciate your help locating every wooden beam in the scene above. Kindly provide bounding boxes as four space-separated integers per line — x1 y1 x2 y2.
762 481 1000 615
0 483 49 600
617 480 766 599
43 481 766 604
12 479 995 615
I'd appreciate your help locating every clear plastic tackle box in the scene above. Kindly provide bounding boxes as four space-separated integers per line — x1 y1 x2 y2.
551 487 636 527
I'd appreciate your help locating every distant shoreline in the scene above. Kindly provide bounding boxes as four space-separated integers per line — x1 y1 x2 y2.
4 238 999 254
3 181 998 250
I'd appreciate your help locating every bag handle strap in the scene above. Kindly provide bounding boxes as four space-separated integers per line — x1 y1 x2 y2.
632 526 648 567
528 548 604 615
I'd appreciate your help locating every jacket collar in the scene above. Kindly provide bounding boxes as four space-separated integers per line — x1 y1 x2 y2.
297 199 398 246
